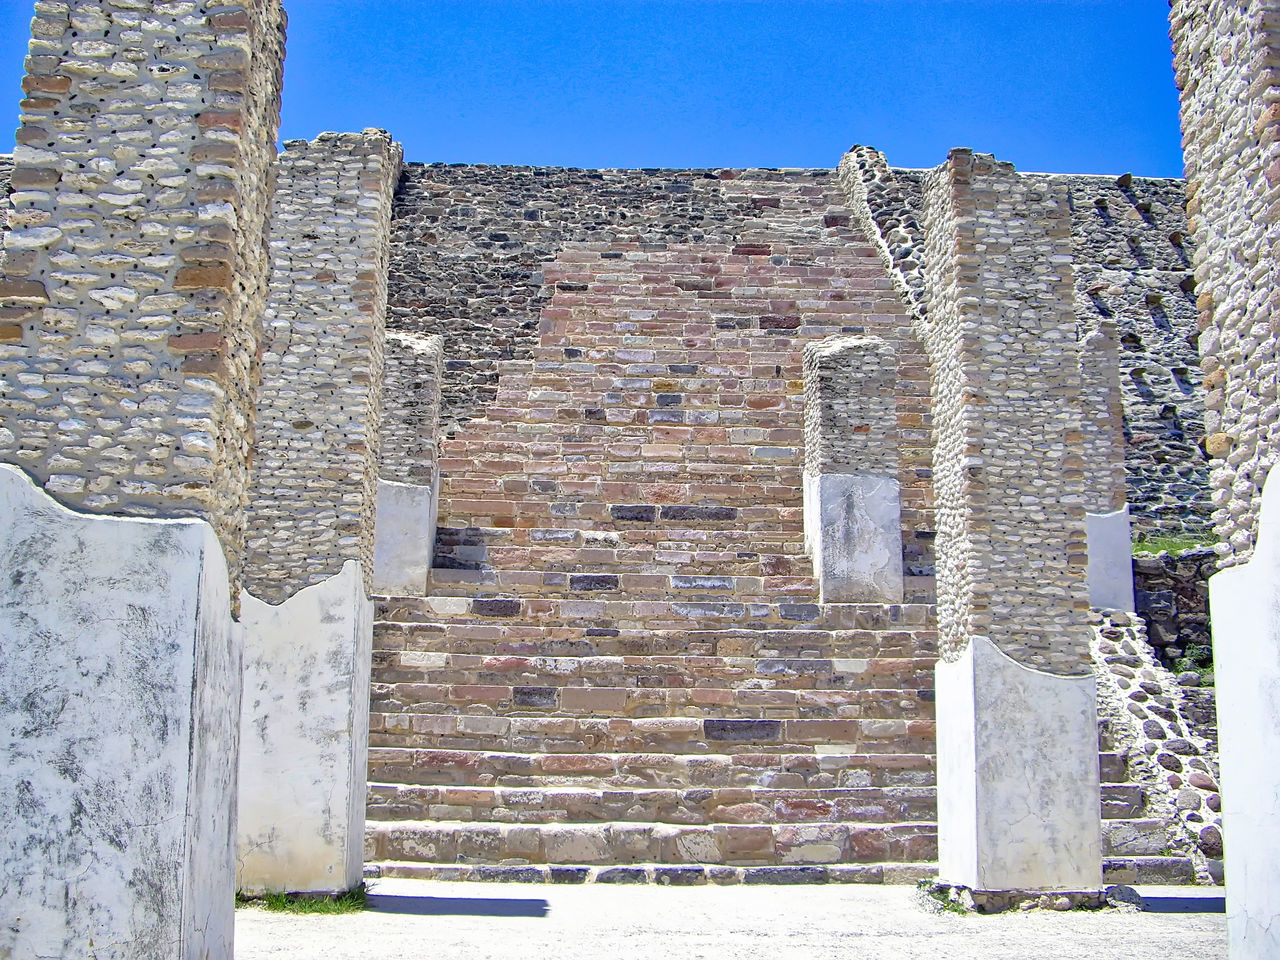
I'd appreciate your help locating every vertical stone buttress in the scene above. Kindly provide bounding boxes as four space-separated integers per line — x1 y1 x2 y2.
919 150 1101 892
802 334 903 602
0 3 285 958
1079 319 1135 610
1171 2 1280 954
238 131 403 895
374 329 445 595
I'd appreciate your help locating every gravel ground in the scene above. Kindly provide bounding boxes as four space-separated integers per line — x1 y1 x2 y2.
235 880 1226 960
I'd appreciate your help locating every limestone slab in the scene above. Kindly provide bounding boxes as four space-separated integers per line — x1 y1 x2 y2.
935 635 1102 891
238 561 373 894
1208 470 1280 959
809 473 903 603
1086 507 1136 612
0 464 238 960
373 479 438 597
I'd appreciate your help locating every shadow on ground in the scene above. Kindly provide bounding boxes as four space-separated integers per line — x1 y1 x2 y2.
367 893 550 918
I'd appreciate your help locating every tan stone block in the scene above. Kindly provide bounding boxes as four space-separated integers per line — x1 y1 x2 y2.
0 279 47 304
174 265 234 292
22 74 69 94
0 324 23 343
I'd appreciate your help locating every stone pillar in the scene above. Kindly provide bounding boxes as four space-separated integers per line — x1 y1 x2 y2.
374 330 445 596
802 334 903 602
1170 1 1280 953
0 2 285 957
1078 320 1135 611
919 150 1100 892
238 131 402 895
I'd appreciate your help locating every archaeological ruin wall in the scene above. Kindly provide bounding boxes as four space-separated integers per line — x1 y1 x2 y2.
243 130 402 602
0 1 285 591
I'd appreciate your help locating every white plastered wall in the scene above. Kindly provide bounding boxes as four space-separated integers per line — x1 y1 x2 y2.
0 464 238 960
237 560 373 894
373 478 438 596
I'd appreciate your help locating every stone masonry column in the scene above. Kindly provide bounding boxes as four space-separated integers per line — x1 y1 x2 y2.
802 334 903 602
1170 1 1280 954
238 131 403 895
1078 319 1135 611
919 150 1101 893
0 3 285 957
374 330 445 596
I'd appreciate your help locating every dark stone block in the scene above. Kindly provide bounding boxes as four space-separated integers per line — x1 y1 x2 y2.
611 504 657 522
513 686 557 708
660 505 737 522
654 866 706 886
596 867 649 884
779 603 821 622
743 866 828 884
667 364 698 374
473 598 521 617
760 314 801 330
585 628 620 637
570 574 619 591
656 393 683 407
471 866 544 883
549 867 591 883
704 719 782 741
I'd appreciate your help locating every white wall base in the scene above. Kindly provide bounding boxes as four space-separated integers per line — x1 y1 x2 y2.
372 478 438 596
1209 471 1280 960
1086 506 1135 611
936 635 1102 891
806 473 903 603
238 560 373 894
0 464 238 960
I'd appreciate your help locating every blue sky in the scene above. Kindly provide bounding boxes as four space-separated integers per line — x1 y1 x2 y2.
2 1 1184 175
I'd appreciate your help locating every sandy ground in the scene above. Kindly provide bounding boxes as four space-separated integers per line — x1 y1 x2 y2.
235 879 1226 960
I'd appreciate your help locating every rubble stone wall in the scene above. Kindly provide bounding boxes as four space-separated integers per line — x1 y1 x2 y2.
919 150 1092 675
380 330 445 486
1170 0 1280 565
1078 319 1129 513
244 131 403 603
0 0 286 591
802 334 898 476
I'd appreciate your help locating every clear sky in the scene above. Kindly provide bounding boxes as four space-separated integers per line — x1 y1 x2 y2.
0 0 1184 176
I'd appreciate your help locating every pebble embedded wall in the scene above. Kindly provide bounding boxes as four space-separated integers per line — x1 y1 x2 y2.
802 334 899 478
1078 320 1128 514
1171 0 1280 566
244 131 403 603
919 150 1092 674
0 1 286 590
380 330 445 485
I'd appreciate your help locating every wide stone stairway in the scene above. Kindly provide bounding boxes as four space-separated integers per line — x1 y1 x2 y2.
363 174 1199 884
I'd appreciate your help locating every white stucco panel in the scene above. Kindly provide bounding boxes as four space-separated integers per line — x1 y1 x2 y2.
811 473 903 603
372 479 438 597
238 560 373 894
0 463 237 960
1086 506 1135 612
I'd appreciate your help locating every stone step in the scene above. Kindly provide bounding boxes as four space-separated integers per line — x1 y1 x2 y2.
420 567 818 603
1100 783 1147 819
1099 751 1131 784
369 713 935 756
1102 818 1179 858
366 747 936 790
1102 856 1199 886
376 596 935 633
365 783 937 826
364 818 938 867
367 651 938 693
370 683 933 722
374 620 938 660
364 861 934 885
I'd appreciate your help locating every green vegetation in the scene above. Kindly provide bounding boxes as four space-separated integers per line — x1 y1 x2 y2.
1132 533 1214 556
1174 642 1214 683
917 879 970 915
236 883 368 915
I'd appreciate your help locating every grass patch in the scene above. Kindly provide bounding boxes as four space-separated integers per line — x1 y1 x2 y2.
237 882 368 915
1132 533 1213 556
917 879 969 915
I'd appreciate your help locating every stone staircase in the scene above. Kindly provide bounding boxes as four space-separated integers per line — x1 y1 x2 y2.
364 173 1200 885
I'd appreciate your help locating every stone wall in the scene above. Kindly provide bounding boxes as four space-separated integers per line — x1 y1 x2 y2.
1170 0 1280 565
1133 548 1214 673
0 1 286 591
1078 320 1129 513
380 330 445 485
244 131 403 603
1062 174 1208 535
919 150 1091 674
802 334 898 476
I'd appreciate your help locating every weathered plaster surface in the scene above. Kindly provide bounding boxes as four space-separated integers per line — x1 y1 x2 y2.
373 479 438 597
0 464 238 960
1086 507 1136 612
807 474 903 603
1209 470 1280 958
238 561 373 894
936 635 1102 891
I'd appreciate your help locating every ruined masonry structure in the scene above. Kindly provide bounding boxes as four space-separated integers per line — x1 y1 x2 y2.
1171 0 1280 956
0 2 1245 956
0 2 286 958
238 131 403 896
